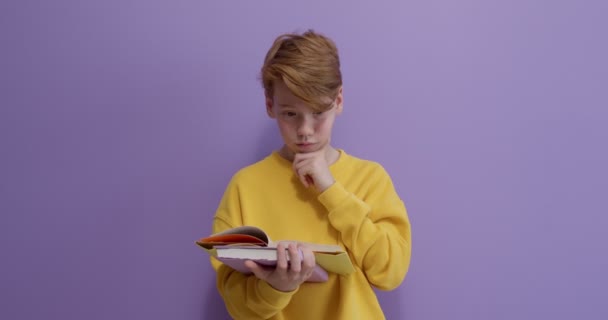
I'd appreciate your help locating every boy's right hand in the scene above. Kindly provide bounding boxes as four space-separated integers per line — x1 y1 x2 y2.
245 242 316 292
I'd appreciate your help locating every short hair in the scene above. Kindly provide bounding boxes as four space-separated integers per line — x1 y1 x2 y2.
261 30 342 112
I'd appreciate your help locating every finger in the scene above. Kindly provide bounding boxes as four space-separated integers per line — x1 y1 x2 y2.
292 160 309 187
293 153 310 167
276 242 289 271
301 174 310 188
293 154 321 173
305 175 314 186
288 243 302 273
293 153 309 162
292 157 309 174
295 167 310 187
297 245 315 280
295 150 322 160
299 245 316 271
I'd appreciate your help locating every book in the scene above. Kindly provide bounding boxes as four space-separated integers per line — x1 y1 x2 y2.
196 225 355 282
213 246 329 282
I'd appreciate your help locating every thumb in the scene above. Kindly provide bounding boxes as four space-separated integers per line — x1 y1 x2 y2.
245 260 269 280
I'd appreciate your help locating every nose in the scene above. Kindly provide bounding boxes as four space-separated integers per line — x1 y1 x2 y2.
297 116 314 137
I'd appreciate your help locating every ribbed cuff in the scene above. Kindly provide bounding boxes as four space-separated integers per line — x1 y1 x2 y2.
256 279 299 308
318 181 370 231
317 181 350 212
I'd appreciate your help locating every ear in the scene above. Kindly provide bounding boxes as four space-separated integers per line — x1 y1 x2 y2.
266 97 276 118
334 86 344 115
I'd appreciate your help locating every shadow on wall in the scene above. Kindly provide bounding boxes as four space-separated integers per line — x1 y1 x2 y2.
200 122 280 320
255 120 282 161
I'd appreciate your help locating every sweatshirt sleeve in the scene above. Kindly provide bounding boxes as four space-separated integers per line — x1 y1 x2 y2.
210 178 297 319
317 164 411 290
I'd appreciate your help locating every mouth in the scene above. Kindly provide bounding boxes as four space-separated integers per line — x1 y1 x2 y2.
296 142 315 147
295 142 317 151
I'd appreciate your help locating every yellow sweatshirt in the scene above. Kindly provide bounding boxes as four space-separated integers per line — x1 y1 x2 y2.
211 149 411 320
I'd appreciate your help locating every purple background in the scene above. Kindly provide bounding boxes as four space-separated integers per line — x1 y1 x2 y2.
1 1 607 319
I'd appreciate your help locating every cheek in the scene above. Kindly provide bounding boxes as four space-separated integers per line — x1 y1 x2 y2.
314 117 333 134
277 120 295 135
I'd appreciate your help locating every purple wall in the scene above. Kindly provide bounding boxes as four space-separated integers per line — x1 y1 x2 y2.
1 1 607 319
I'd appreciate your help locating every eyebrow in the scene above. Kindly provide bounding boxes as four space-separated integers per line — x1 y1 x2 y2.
277 103 295 108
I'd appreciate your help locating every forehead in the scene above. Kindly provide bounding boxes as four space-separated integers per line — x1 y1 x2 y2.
273 81 303 105
272 81 333 111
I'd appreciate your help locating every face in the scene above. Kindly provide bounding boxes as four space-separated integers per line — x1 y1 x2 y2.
266 81 343 156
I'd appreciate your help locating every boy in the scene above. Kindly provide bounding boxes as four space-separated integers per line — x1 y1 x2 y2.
210 30 411 319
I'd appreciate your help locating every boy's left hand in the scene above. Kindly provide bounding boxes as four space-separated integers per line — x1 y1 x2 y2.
293 150 335 192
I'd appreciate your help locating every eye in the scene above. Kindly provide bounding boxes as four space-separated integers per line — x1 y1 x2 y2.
282 111 297 117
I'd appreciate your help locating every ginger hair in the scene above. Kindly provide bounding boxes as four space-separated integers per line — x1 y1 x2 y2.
261 30 342 111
